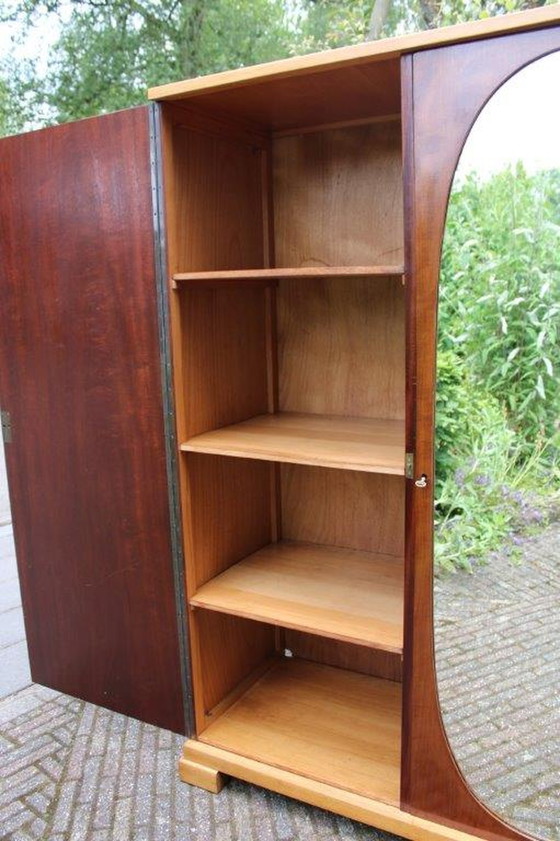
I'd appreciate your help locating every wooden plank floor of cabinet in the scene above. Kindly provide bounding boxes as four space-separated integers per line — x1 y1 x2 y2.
198 658 402 805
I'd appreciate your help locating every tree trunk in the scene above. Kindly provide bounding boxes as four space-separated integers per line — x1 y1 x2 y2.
366 0 392 40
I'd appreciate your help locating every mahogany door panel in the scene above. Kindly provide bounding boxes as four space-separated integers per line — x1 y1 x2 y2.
0 107 186 733
403 24 560 839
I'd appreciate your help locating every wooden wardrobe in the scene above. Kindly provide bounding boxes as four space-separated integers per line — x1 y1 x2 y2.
0 6 558 840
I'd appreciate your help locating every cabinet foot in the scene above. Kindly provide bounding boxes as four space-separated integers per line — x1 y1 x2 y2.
179 755 228 794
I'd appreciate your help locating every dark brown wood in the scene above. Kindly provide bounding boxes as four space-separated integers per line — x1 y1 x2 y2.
0 107 185 733
402 28 560 838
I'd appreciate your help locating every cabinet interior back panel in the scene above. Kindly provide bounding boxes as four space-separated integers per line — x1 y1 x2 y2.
281 464 404 558
277 276 405 419
171 125 265 271
284 631 403 683
272 120 403 268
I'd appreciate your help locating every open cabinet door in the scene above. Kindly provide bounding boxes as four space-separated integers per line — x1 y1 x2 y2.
0 106 186 733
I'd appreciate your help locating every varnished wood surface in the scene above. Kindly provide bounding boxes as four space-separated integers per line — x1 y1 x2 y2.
181 413 405 474
184 454 272 592
173 266 404 283
179 758 226 793
281 466 405 558
284 631 403 683
169 124 265 271
149 7 560 122
199 658 402 805
273 122 403 268
191 540 404 651
278 276 405 420
193 612 275 731
160 104 273 738
180 286 269 438
182 740 491 841
159 59 402 131
0 108 185 732
403 26 560 840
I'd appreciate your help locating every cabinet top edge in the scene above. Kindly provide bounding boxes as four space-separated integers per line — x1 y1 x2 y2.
148 6 560 104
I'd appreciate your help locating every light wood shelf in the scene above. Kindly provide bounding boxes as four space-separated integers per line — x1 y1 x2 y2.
200 658 402 805
173 266 404 285
191 540 403 652
181 413 405 474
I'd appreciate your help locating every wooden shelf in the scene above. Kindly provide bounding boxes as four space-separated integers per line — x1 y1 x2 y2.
191 540 403 652
181 413 405 474
200 658 402 805
173 265 404 285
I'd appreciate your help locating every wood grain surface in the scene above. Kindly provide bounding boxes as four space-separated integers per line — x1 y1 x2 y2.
0 108 185 732
182 413 405 474
182 739 492 841
277 276 405 420
191 540 404 651
173 266 403 283
403 26 560 839
281 465 405 557
273 121 403 267
199 658 402 805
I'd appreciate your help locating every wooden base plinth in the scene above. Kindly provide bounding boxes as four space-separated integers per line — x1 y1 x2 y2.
179 755 227 794
180 739 483 841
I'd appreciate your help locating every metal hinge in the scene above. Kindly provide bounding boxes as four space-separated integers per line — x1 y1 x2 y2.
1 410 12 444
405 452 414 479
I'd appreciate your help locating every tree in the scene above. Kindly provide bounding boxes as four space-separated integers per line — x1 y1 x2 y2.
0 0 554 134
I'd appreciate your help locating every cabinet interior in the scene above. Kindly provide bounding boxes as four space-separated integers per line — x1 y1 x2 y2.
161 70 405 806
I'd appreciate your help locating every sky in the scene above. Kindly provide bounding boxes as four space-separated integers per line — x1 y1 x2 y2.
456 50 560 180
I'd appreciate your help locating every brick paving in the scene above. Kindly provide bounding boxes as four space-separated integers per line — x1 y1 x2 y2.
0 525 31 700
435 522 560 841
0 684 399 841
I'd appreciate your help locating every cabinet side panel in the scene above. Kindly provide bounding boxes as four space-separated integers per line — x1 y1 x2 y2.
0 108 185 732
185 453 273 591
181 287 269 437
170 123 265 271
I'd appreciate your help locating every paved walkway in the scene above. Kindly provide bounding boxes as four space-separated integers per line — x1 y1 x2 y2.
435 523 560 841
0 524 31 700
0 685 399 841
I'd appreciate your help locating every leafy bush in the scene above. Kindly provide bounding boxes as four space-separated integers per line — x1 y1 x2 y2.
435 165 560 573
439 166 560 452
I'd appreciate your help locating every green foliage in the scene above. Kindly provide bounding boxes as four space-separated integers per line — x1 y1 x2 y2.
39 0 300 122
436 166 560 574
440 167 560 453
0 0 553 134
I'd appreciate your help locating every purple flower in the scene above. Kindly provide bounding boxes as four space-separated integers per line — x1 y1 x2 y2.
455 468 466 487
474 474 491 487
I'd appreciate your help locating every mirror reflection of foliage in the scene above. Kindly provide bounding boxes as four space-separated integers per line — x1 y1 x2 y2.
436 165 560 574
